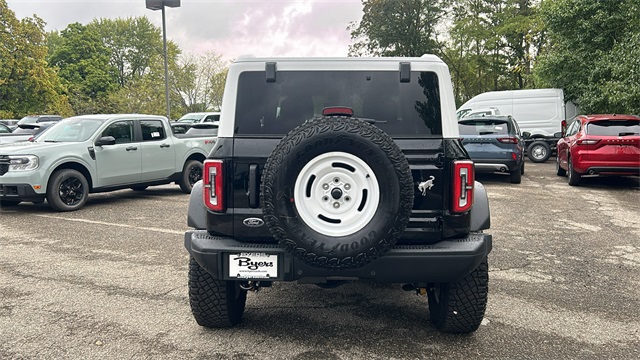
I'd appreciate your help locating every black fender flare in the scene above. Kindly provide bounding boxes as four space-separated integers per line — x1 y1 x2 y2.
470 181 490 231
187 180 207 229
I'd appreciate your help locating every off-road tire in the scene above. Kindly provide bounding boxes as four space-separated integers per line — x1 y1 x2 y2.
556 156 566 176
567 157 581 186
427 258 489 334
510 167 522 184
47 169 89 212
0 199 21 207
261 117 414 270
188 257 247 328
179 160 203 193
527 141 551 163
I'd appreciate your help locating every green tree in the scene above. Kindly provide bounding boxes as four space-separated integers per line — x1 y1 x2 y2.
174 51 228 113
0 0 72 118
534 0 640 114
348 0 449 57
48 23 118 114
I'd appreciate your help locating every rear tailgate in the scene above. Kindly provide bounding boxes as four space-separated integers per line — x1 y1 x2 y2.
584 119 640 165
229 137 448 244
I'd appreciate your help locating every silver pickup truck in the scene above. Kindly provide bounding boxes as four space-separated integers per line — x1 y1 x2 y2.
0 114 216 211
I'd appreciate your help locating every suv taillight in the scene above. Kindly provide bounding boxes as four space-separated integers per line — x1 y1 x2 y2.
452 160 474 213
497 137 517 144
203 160 225 212
576 139 600 145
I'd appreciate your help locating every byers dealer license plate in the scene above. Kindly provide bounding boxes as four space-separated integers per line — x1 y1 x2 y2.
228 253 278 279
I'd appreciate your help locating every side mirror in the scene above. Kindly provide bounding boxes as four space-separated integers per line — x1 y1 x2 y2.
95 136 116 146
522 132 531 139
554 131 563 139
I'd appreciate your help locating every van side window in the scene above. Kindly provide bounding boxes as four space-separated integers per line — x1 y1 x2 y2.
141 120 166 141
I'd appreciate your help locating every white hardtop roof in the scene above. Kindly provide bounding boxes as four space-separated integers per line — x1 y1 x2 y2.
235 54 443 63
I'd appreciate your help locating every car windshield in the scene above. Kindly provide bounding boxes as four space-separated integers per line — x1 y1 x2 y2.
17 116 39 125
37 117 105 142
11 125 40 134
458 120 510 135
586 119 640 136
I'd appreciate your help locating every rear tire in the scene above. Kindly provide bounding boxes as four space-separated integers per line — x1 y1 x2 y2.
188 257 247 328
510 164 522 184
520 161 525 175
179 160 203 193
568 158 581 186
428 258 489 333
556 156 566 176
527 141 551 163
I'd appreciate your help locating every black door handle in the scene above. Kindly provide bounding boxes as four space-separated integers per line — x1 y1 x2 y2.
160 144 170 148
126 146 138 151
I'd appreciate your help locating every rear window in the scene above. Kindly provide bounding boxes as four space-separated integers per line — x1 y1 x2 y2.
586 120 640 136
458 120 511 135
234 70 442 136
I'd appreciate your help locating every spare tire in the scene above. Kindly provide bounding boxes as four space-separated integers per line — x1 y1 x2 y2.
261 117 414 269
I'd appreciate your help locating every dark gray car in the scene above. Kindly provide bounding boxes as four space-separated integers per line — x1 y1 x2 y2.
459 115 526 184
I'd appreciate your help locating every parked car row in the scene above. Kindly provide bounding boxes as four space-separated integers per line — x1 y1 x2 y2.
459 113 640 187
0 114 219 211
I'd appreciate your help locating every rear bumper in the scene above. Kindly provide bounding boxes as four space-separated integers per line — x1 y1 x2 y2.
185 230 492 283
583 166 640 176
473 159 520 173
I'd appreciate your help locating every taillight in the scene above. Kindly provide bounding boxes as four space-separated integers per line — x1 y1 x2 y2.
452 160 474 213
497 137 517 144
203 159 225 211
576 139 600 145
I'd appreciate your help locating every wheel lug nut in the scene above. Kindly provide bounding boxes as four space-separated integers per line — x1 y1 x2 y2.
333 177 340 183
345 196 351 202
323 184 330 190
333 202 340 208
344 183 351 190
322 196 329 202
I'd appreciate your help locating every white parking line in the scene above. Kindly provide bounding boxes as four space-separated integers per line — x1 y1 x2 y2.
35 214 184 235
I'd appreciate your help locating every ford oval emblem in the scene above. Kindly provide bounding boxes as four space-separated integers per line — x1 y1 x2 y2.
243 217 264 227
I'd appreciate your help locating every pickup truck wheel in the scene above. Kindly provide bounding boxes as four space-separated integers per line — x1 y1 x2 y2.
188 257 246 328
427 258 489 333
262 117 413 270
179 160 203 193
0 200 21 207
527 141 551 163
568 157 581 186
556 156 566 176
46 169 89 212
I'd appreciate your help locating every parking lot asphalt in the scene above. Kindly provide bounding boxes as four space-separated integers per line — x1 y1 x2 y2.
1 160 639 359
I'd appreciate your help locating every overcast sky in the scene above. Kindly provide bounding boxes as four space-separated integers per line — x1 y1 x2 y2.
7 0 364 60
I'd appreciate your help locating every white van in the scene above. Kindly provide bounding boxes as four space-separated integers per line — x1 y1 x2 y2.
456 89 579 162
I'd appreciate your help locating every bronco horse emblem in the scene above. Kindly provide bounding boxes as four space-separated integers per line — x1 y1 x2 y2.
417 176 435 196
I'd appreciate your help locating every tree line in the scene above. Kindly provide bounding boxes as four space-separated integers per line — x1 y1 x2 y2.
1 0 639 119
350 0 640 114
0 0 226 120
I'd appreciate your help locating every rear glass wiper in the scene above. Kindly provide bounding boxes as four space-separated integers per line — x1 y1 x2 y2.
618 132 639 136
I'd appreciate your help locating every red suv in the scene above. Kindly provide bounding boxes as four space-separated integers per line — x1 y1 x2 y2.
556 114 640 185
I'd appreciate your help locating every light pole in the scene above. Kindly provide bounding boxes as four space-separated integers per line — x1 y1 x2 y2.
145 0 180 120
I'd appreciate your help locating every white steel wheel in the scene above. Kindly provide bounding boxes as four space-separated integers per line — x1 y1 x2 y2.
294 151 380 237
